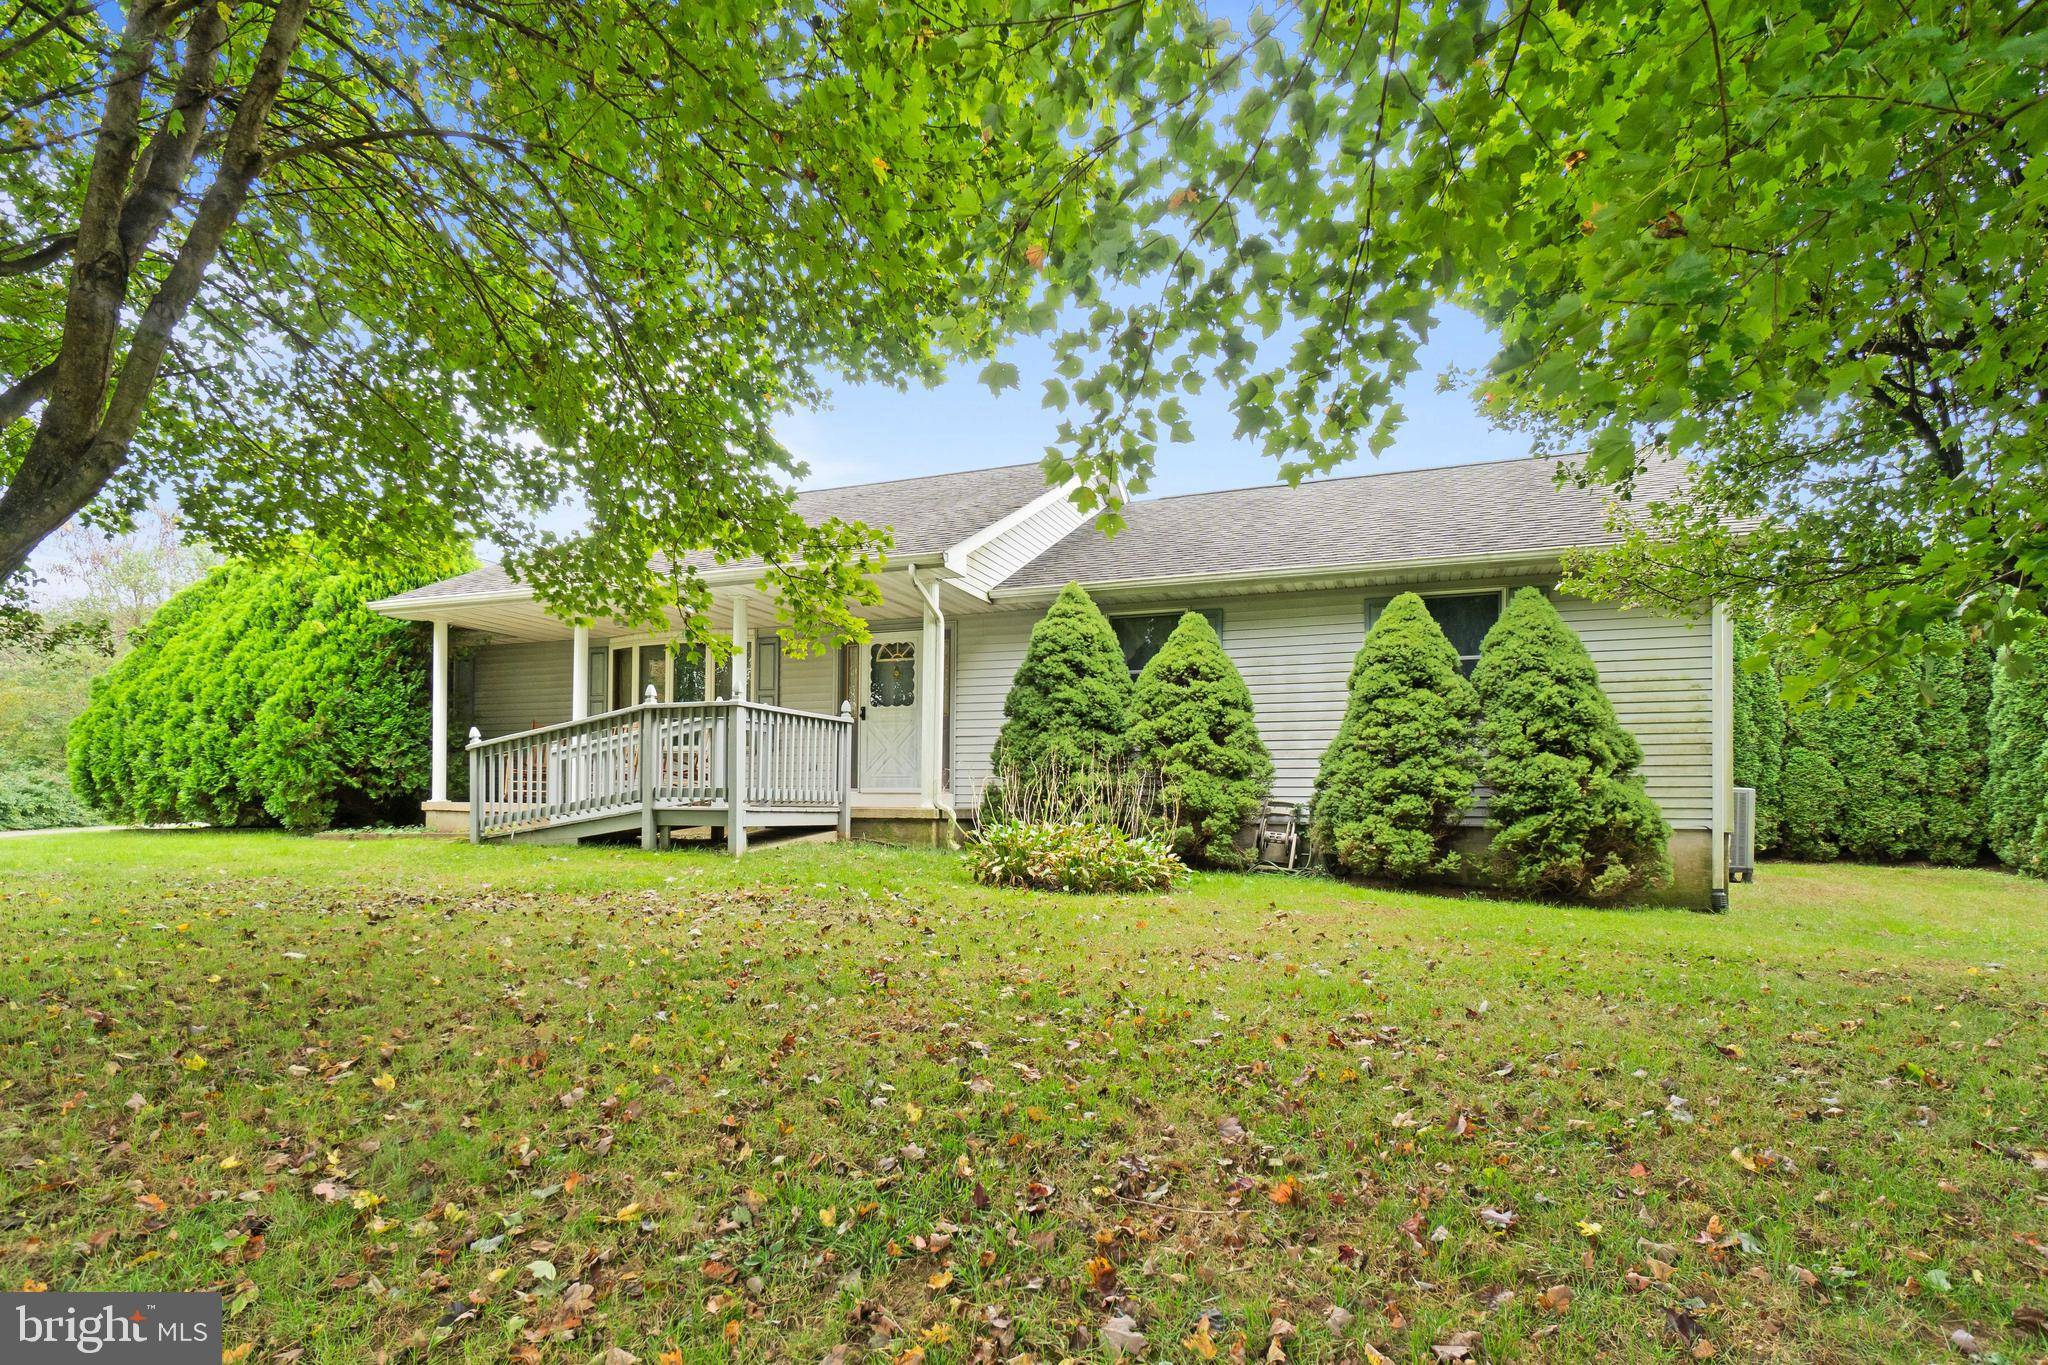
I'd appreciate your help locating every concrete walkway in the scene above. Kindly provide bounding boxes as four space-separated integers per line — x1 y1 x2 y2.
0 823 197 839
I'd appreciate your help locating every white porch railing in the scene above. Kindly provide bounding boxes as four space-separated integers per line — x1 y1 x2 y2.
466 691 853 852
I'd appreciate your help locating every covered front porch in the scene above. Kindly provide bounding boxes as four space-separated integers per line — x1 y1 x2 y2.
377 563 983 852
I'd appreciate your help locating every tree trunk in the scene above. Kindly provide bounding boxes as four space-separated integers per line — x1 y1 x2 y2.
0 0 307 587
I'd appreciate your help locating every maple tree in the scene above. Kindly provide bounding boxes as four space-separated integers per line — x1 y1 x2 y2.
0 0 1218 639
1015 0 2046 686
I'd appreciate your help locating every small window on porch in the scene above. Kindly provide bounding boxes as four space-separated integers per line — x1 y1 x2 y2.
1364 591 1503 674
1110 609 1225 677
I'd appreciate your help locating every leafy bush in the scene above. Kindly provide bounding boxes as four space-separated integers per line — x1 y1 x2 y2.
1127 611 1271 868
1472 587 1670 901
967 820 1184 894
0 764 96 830
1310 592 1479 880
1730 619 1785 851
988 583 1133 775
69 546 470 831
1986 638 2048 877
1776 746 1848 860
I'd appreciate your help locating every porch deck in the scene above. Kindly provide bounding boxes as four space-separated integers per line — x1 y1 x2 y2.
466 693 854 854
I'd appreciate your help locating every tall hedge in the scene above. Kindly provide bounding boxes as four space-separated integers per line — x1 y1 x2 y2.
988 582 1133 774
1472 587 1670 901
1986 637 2048 878
1730 619 1785 851
1310 592 1479 880
1127 612 1272 868
69 546 469 830
1789 671 1928 861
1919 624 1992 866
1776 746 1847 860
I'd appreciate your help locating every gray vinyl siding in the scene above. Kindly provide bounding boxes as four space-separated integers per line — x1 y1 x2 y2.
776 645 841 716
952 583 1717 830
959 496 1087 595
468 640 573 738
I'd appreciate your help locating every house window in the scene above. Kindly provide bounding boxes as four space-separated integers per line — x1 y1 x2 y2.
1110 609 1225 677
1364 591 1504 674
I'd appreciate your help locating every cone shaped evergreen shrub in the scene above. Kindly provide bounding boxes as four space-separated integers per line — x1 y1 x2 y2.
1471 587 1670 901
69 545 470 830
1127 611 1272 868
988 583 1133 775
1309 592 1479 879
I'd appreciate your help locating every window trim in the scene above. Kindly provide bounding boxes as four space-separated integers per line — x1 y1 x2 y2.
1363 588 1508 671
1107 607 1226 678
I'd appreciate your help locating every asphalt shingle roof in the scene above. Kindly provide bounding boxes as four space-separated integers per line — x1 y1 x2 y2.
376 462 1053 605
1001 456 1687 590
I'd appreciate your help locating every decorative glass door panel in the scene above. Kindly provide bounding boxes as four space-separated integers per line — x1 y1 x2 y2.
858 633 919 791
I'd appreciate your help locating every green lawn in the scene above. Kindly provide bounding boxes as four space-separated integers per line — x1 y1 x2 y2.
1 834 2042 1363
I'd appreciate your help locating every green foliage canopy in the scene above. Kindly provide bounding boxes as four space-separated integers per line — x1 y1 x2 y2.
988 583 1133 777
1310 592 1479 881
1127 611 1272 868
1011 0 2047 689
68 546 469 829
1 0 1218 645
1471 588 1670 901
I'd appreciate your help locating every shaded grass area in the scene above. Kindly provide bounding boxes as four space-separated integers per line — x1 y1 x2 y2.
0 833 2043 1362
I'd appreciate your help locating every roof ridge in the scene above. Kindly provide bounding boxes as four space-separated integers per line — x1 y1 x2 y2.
794 460 1044 498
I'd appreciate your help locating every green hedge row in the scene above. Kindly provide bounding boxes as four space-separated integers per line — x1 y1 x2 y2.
69 547 469 831
1734 622 2046 874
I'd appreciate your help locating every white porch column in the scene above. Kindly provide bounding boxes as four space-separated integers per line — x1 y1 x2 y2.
571 623 590 719
730 595 749 700
429 619 449 802
913 571 946 808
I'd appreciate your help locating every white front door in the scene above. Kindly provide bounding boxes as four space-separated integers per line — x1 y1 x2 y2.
858 631 921 792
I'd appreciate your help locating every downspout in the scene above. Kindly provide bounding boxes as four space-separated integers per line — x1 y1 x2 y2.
906 565 959 841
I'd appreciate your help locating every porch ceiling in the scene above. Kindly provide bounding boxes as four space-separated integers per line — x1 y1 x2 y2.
376 567 989 644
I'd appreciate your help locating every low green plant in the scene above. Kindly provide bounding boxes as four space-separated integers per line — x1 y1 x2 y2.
1310 592 1479 881
1127 612 1271 868
967 820 1184 893
1472 587 1670 901
0 765 95 831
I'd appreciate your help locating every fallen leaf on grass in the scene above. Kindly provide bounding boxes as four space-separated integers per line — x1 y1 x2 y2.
1100 1314 1146 1357
1537 1284 1573 1313
1431 1330 1481 1360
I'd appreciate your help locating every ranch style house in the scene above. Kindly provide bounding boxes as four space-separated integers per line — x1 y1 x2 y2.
369 456 1736 907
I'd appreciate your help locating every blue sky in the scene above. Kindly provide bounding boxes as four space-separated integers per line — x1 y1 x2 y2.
779 302 1528 498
